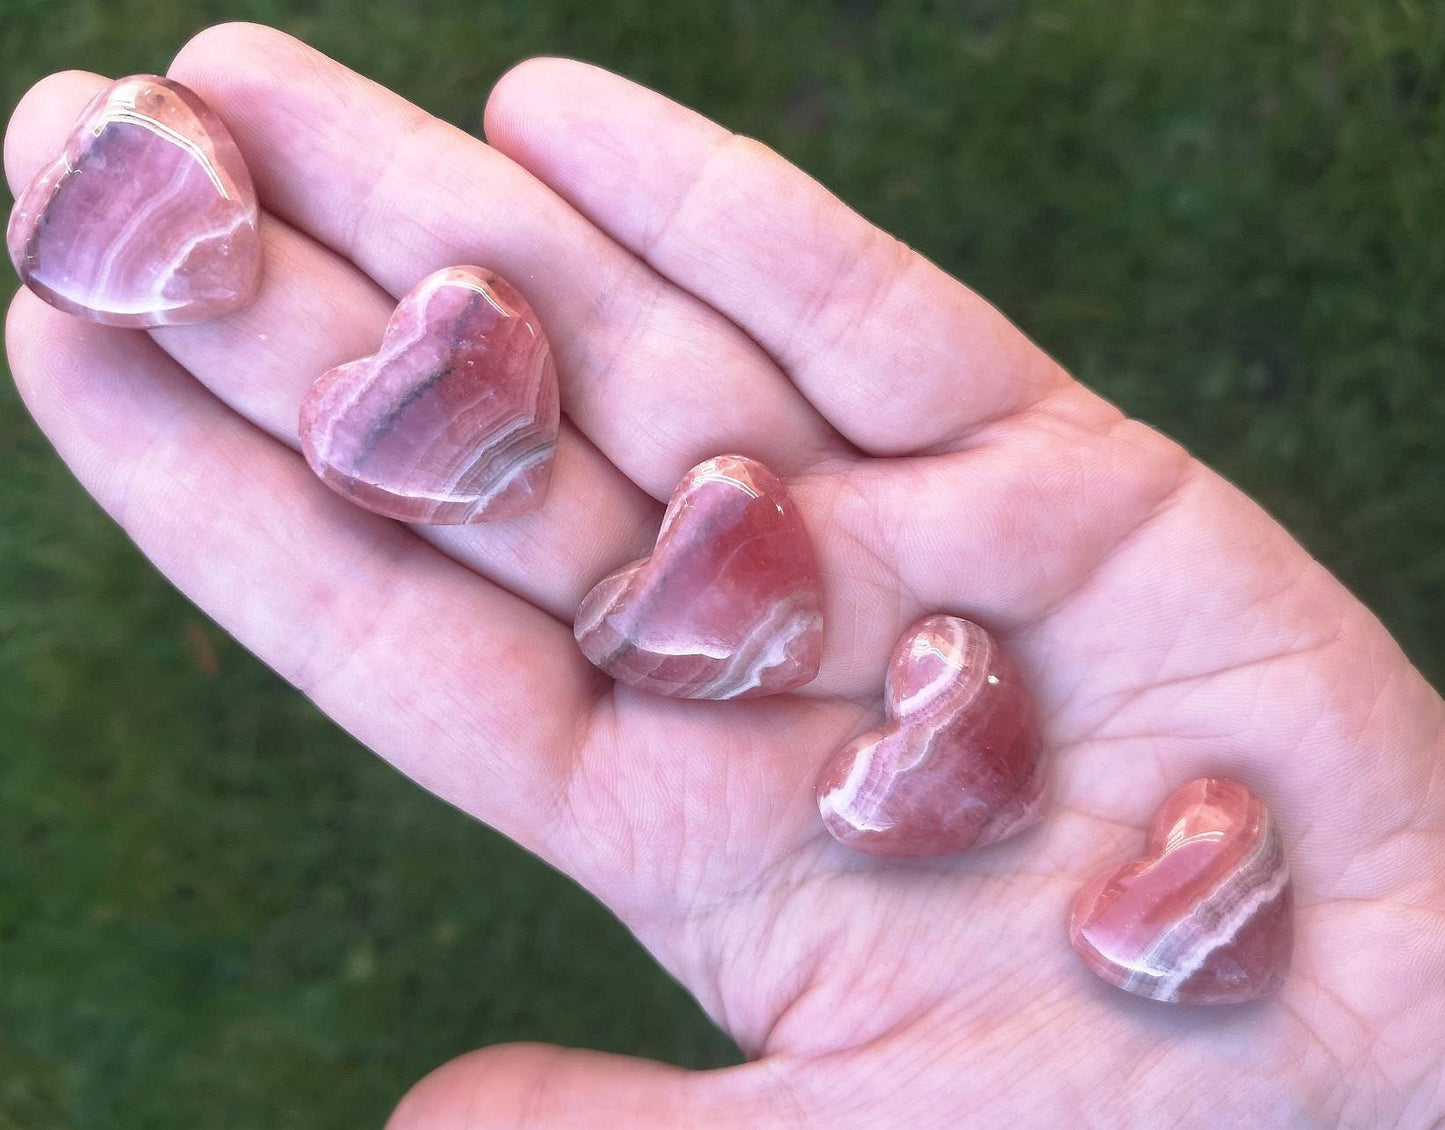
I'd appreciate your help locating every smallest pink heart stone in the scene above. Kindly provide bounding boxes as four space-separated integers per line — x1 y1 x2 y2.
817 614 1044 857
574 454 824 699
1069 777 1293 1005
300 266 559 524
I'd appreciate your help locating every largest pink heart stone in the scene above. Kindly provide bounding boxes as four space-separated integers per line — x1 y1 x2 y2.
574 455 824 699
7 75 261 327
817 614 1045 856
1069 778 1293 1005
300 266 559 524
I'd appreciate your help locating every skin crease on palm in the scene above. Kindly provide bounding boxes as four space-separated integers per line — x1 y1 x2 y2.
5 22 1445 1129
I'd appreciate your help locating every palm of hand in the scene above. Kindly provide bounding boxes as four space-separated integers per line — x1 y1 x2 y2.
6 24 1443 1129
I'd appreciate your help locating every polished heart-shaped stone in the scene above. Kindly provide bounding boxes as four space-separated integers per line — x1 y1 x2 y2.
574 454 823 699
300 266 559 524
816 614 1044 856
1069 777 1293 1005
7 75 261 327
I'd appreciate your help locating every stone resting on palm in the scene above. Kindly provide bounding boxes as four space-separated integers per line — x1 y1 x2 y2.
6 23 1444 1128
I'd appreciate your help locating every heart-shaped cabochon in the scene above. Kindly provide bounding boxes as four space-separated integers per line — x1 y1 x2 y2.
817 614 1044 856
301 266 559 524
574 454 823 699
8 75 261 327
1069 777 1293 1004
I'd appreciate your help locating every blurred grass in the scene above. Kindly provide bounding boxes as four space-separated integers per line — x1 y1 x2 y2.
1 0 1442 1126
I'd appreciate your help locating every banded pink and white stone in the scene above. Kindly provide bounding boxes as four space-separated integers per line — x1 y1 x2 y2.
7 75 261 327
1069 778 1293 1005
817 615 1045 856
574 455 823 699
300 266 559 524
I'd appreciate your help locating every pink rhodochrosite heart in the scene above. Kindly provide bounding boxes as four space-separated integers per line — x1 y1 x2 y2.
816 614 1045 856
573 455 823 699
300 266 560 524
7 75 261 327
1069 778 1293 1005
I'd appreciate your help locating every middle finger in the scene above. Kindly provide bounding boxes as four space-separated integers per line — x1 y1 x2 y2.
168 24 849 499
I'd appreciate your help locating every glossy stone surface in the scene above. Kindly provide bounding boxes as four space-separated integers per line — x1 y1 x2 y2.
1069 778 1293 1005
7 75 260 327
817 615 1044 856
574 455 823 699
300 267 559 524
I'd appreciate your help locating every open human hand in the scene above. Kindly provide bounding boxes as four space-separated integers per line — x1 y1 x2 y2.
7 24 1444 1128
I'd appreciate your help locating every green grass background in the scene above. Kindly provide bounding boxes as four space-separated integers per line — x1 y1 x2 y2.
1 1 1441 1126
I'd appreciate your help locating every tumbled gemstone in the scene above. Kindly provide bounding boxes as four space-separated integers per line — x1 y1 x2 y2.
574 454 823 699
817 614 1044 856
1069 778 1293 1005
300 266 559 524
7 75 261 327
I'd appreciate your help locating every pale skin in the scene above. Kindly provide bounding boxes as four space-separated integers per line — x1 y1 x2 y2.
6 24 1444 1128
